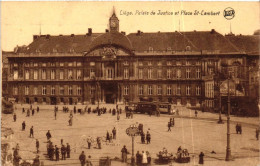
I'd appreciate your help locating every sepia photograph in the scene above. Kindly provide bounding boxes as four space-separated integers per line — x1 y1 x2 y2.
1 1 260 166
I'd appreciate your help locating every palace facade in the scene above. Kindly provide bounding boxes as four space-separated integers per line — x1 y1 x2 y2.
2 12 259 108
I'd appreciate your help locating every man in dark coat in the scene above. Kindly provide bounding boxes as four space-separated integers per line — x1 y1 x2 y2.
74 106 77 114
61 144 66 160
199 152 204 164
121 145 128 163
79 151 86 166
32 109 35 116
30 126 34 138
106 131 110 141
49 143 54 160
146 131 151 144
66 143 71 158
37 106 39 113
22 121 26 131
136 151 142 165
36 139 40 153
141 132 145 144
46 130 52 140
168 122 171 131
55 146 59 161
112 127 117 139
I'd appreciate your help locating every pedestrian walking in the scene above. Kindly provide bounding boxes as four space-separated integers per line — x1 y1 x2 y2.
97 137 101 149
87 136 92 149
22 121 26 131
195 110 198 117
36 139 40 153
79 151 86 166
106 131 110 142
27 109 30 117
66 143 70 158
199 152 204 164
117 114 120 121
168 122 171 131
37 106 39 113
55 146 59 161
30 126 34 138
49 143 54 160
46 130 52 140
112 127 117 139
54 111 57 120
13 113 17 122
121 145 128 163
74 106 77 114
61 144 66 160
61 139 63 145
146 131 151 144
141 132 145 144
32 109 35 116
22 107 25 113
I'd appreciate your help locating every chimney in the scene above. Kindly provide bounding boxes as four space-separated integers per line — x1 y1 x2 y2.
46 34 50 39
71 34 74 37
210 29 215 34
121 31 125 35
33 35 39 41
105 29 109 33
88 28 92 36
137 30 141 36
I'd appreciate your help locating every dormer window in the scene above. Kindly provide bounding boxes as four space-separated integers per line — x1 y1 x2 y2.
149 47 153 52
69 48 75 53
186 46 191 51
53 48 57 53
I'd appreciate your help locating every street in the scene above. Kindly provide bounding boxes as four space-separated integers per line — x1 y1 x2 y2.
2 104 259 166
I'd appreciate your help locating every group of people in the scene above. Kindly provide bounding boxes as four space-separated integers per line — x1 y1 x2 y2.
46 141 71 161
106 127 117 143
79 151 93 166
141 131 151 144
168 117 175 131
136 150 152 165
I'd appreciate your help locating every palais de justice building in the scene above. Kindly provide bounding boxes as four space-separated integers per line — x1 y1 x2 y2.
2 12 259 108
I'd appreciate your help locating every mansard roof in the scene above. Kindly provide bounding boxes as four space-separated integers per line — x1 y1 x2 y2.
127 30 239 53
13 30 258 55
225 35 260 55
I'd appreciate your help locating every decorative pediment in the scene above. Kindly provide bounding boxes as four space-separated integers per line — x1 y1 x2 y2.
101 47 117 59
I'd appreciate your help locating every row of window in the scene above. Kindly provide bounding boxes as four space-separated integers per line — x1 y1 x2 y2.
18 69 82 80
14 86 82 96
13 60 214 68
14 68 202 80
138 68 201 79
123 85 201 96
13 62 83 68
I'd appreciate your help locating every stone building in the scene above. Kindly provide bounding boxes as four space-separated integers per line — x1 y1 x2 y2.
2 11 259 108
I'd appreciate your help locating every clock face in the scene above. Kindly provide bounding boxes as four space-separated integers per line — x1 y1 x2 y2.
111 21 116 28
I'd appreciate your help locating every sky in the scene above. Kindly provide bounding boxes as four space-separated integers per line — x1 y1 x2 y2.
1 1 259 51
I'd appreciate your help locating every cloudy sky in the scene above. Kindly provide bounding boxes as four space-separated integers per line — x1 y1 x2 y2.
1 1 259 51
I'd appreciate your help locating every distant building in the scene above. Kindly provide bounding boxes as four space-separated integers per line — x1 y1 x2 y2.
2 11 259 109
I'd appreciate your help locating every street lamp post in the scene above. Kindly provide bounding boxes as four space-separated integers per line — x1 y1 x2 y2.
225 76 232 161
217 78 223 124
126 124 139 166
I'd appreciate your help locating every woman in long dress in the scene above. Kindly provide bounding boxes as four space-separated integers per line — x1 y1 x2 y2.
142 151 148 164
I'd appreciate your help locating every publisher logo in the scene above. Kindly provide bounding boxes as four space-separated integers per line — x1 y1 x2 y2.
223 7 235 20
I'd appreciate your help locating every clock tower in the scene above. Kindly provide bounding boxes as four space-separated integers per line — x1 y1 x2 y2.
109 10 119 32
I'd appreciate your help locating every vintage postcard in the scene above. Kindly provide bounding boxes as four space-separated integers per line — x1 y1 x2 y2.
1 1 259 166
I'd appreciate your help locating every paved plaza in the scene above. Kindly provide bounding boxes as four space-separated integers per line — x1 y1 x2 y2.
2 104 260 166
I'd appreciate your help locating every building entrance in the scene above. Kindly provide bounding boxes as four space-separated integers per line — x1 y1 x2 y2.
102 82 118 104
